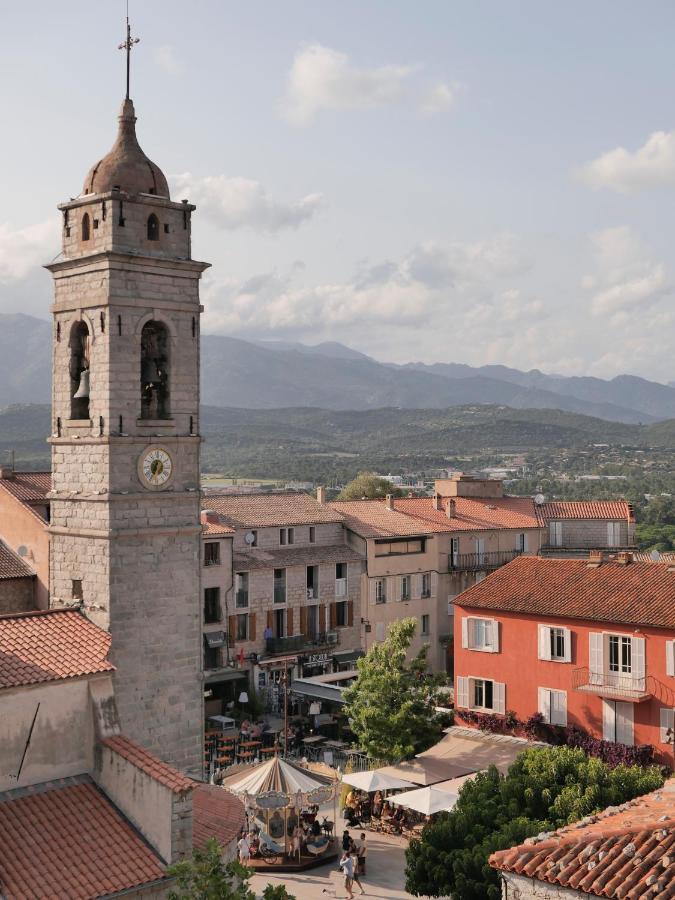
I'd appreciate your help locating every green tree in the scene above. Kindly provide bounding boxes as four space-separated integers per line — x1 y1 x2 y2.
337 471 402 500
405 746 663 898
342 618 446 760
167 838 256 900
261 887 296 900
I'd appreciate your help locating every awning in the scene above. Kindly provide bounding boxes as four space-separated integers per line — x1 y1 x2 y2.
417 728 531 775
342 770 414 792
389 776 475 815
331 649 364 664
204 631 226 649
291 678 347 705
258 655 298 668
204 669 247 684
378 756 474 786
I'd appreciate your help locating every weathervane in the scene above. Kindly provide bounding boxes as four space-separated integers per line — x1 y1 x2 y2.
118 3 140 100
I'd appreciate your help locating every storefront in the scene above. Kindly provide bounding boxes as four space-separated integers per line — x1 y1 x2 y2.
254 654 300 714
301 651 332 678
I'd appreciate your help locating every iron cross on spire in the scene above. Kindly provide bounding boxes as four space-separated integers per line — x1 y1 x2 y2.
118 14 140 100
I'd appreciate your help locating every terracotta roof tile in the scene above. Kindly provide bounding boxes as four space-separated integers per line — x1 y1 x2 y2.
234 543 364 571
455 555 675 629
0 471 51 504
328 500 433 538
0 780 166 899
0 609 113 689
395 495 541 532
540 500 634 522
203 493 345 528
0 542 34 580
490 780 675 898
203 520 235 536
192 783 246 851
101 735 194 794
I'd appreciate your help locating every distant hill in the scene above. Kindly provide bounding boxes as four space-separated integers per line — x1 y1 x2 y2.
2 402 672 481
0 313 673 424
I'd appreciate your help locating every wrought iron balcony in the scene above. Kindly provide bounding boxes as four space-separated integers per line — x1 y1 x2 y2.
449 549 522 573
265 631 340 655
572 667 654 702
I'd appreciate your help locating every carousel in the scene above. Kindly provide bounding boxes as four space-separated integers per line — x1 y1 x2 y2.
222 756 339 872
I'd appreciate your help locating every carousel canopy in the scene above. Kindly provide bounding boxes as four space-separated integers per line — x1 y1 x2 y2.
222 756 333 797
341 770 414 792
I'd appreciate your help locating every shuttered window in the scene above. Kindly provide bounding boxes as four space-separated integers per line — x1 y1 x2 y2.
660 708 675 744
537 624 571 662
461 617 499 652
538 687 567 726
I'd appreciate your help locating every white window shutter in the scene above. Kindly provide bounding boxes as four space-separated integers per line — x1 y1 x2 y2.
461 617 469 649
563 628 572 663
553 691 567 727
490 619 500 653
456 676 469 709
411 574 422 600
538 625 551 661
538 687 551 723
660 707 675 744
431 571 438 595
602 700 615 742
632 637 646 690
666 641 675 678
493 681 506 715
368 580 376 604
387 576 397 602
616 702 634 746
589 633 603 684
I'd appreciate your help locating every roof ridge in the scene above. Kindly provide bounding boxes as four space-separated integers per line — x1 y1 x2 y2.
0 606 82 622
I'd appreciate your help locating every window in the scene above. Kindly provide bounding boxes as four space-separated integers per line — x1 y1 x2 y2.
538 688 567 726
462 617 499 652
667 640 675 678
607 522 621 547
401 575 411 601
538 625 571 662
236 614 249 641
147 213 160 241
140 320 170 419
274 568 286 604
609 634 632 674
235 572 249 608
421 614 430 636
274 608 285 637
306 565 319 599
549 521 563 547
375 579 386 603
374 538 425 556
660 708 675 744
307 604 319 639
455 676 505 714
203 587 221 624
421 573 431 598
603 699 634 746
280 527 294 545
309 526 316 543
71 579 83 600
473 678 494 710
204 644 220 670
335 601 347 627
335 562 346 579
517 533 527 552
249 530 258 547
81 213 90 241
590 632 644 692
450 537 459 567
204 542 220 566
335 563 347 597
69 320 90 421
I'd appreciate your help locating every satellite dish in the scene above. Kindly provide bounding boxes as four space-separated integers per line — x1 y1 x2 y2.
534 494 546 506
650 549 661 562
17 546 28 557
244 532 256 545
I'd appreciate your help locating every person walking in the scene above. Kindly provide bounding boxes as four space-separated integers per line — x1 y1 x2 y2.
237 832 250 867
339 849 355 900
356 832 368 876
351 846 366 895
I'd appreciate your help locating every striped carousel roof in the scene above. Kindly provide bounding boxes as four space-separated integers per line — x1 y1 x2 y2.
221 756 334 798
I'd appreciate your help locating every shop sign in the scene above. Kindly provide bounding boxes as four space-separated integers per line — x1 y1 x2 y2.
306 652 330 666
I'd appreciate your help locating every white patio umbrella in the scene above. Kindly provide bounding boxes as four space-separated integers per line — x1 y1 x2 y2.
341 770 414 792
389 784 460 815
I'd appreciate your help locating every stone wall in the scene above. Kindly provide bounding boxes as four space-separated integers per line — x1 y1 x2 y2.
0 576 35 614
500 872 584 899
548 519 633 549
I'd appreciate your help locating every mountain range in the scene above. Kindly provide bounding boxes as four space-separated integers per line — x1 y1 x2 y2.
1 313 674 424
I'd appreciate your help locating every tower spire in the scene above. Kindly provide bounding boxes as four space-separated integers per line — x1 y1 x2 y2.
118 5 140 100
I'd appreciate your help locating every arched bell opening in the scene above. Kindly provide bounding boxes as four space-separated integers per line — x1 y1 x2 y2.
69 321 91 420
147 213 160 241
140 321 170 419
81 213 91 242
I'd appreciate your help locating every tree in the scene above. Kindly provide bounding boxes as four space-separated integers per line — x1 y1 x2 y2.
405 746 663 898
342 618 446 760
337 471 402 500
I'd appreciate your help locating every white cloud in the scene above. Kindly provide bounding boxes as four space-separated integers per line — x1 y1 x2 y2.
579 130 675 192
583 226 671 317
419 82 456 116
0 220 60 282
170 173 324 232
153 45 184 75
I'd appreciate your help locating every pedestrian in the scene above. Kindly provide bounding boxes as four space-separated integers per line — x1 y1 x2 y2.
237 832 250 866
356 832 367 876
339 849 355 900
351 847 366 894
342 829 352 852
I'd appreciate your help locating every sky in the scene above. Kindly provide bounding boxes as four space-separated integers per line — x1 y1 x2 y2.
1 0 674 383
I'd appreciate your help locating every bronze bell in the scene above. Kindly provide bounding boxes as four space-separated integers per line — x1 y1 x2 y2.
73 368 90 399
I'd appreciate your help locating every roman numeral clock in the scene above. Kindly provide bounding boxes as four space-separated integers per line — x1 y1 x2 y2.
138 446 174 489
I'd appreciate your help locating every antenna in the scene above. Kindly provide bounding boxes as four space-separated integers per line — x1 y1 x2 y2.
118 2 140 100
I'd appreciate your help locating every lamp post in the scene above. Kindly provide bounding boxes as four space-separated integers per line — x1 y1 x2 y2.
280 662 290 757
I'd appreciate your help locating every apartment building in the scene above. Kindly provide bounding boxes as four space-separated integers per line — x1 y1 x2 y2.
539 499 635 555
0 465 50 609
200 493 364 708
454 554 675 765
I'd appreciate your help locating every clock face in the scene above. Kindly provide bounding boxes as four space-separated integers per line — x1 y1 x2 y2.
139 447 173 490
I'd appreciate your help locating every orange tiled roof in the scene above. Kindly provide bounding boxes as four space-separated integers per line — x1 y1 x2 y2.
100 735 194 794
328 500 434 538
454 555 675 629
0 609 113 689
0 542 33 580
192 783 246 850
490 780 675 898
0 779 166 899
540 500 634 522
0 471 51 504
203 520 235 536
203 493 345 528
395 495 541 532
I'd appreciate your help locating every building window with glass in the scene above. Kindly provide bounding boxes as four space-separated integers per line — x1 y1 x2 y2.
335 600 347 627
375 579 386 603
204 542 220 566
473 678 494 710
236 614 249 641
235 572 249 608
274 568 286 604
203 587 221 624
421 614 430 636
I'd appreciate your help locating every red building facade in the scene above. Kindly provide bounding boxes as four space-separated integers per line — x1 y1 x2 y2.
454 554 675 766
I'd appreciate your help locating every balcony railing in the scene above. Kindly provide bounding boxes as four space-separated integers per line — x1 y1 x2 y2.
265 631 340 655
449 549 522 572
572 667 654 702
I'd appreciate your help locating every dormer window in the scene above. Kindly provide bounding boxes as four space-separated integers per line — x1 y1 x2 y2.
81 213 90 241
147 214 160 241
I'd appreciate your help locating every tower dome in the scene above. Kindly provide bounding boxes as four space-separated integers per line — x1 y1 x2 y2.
82 98 170 199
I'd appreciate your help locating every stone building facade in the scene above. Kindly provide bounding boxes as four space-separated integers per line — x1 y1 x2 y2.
45 97 206 776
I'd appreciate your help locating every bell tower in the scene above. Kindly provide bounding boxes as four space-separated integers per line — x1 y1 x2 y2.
46 40 207 775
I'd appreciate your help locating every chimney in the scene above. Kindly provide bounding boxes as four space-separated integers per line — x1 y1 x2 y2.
446 499 457 519
200 509 219 525
316 486 326 505
587 550 603 568
385 494 394 510
434 493 444 511
616 551 632 565
0 451 15 480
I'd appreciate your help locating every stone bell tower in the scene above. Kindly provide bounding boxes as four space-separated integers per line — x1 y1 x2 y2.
46 85 207 775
